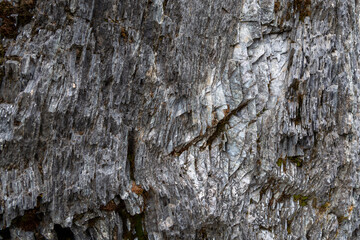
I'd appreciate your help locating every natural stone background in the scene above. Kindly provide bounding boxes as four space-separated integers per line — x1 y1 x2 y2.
1 0 360 239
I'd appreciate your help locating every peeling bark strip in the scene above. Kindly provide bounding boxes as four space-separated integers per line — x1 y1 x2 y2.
171 99 251 156
0 0 360 239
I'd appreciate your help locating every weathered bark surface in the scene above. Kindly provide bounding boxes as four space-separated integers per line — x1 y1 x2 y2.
1 0 360 239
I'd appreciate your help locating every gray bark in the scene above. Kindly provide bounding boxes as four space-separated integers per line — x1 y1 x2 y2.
1 0 360 239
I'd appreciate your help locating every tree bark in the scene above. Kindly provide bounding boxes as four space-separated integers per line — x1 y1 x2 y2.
0 0 360 239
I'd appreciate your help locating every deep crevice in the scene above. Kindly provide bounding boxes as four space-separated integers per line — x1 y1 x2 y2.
11 208 43 232
170 99 251 156
54 224 75 240
0 228 11 240
98 197 149 240
118 199 148 240
127 129 136 181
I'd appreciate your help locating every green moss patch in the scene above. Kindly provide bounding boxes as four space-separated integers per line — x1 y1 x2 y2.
287 156 303 167
293 195 309 206
276 158 284 167
276 156 303 168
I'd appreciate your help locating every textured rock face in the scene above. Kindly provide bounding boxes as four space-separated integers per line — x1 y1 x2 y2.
1 0 360 239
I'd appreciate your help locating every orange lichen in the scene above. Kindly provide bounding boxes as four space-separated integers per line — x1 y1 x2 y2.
348 205 354 213
132 182 144 195
222 105 230 116
100 200 118 211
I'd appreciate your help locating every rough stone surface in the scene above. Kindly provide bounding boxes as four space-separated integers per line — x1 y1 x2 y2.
1 0 360 239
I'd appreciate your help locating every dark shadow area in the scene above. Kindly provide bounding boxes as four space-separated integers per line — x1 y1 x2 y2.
54 224 75 240
116 198 148 240
12 209 43 232
127 130 136 181
0 227 11 240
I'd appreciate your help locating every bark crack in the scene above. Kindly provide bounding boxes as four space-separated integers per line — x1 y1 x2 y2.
170 99 252 157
